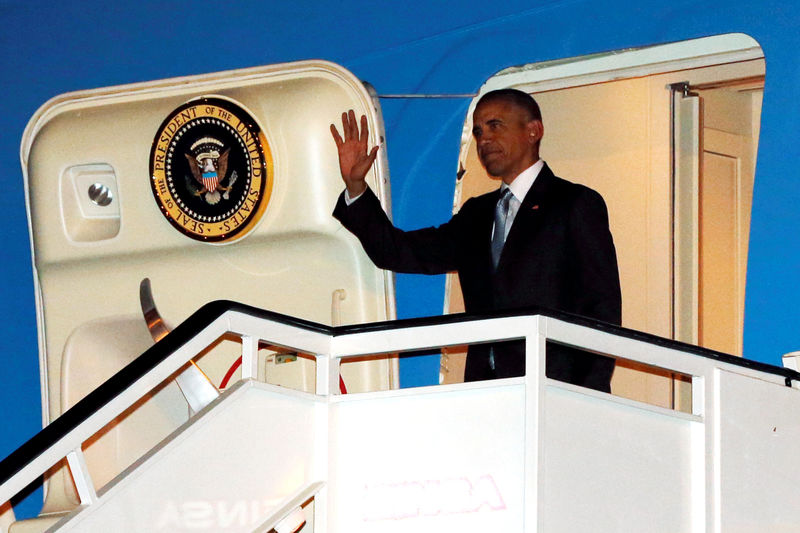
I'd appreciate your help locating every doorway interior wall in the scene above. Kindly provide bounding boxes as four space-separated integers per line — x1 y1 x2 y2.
441 34 764 411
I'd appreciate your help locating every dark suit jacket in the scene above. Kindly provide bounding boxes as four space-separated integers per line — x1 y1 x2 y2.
333 164 621 391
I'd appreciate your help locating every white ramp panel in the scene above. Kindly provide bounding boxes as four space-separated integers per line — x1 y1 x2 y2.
543 385 698 532
51 382 323 533
326 380 704 532
719 370 800 532
328 382 526 532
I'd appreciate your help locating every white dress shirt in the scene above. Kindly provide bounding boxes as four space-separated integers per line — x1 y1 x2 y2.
344 187 365 205
492 159 544 242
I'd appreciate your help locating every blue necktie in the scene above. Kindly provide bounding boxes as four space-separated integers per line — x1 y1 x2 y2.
489 188 513 371
491 188 513 269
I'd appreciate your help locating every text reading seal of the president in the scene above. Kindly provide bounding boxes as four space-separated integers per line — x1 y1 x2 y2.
149 97 273 242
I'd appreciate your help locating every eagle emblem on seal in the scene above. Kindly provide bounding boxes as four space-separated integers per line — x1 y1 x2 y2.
184 137 238 205
150 97 272 242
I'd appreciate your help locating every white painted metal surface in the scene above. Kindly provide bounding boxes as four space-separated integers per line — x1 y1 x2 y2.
64 450 97 506
19 60 399 518
717 370 800 532
53 382 323 532
1 308 799 532
783 350 800 371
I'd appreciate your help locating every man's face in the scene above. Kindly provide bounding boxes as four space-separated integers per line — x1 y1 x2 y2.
472 100 542 184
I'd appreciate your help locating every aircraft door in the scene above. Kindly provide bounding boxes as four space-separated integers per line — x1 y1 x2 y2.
21 60 397 518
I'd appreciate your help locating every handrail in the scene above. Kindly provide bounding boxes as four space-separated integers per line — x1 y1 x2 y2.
341 306 800 382
0 300 325 503
1 300 798 506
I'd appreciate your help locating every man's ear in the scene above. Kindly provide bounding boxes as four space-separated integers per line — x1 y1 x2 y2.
528 119 544 145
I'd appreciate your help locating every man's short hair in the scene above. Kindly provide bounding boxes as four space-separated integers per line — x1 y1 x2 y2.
476 88 542 122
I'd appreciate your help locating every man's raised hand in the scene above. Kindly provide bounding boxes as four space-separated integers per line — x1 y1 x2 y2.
330 110 379 198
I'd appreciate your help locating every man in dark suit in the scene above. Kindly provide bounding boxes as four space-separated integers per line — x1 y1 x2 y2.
330 89 621 392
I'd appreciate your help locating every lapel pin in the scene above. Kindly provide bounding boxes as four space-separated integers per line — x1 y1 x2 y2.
531 205 539 210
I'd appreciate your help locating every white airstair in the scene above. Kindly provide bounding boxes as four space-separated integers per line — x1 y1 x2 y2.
2 302 800 532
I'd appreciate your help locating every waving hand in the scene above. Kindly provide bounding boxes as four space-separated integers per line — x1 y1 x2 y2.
330 110 379 197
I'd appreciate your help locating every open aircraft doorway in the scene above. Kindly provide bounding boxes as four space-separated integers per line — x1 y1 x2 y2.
442 34 764 411
672 77 762 356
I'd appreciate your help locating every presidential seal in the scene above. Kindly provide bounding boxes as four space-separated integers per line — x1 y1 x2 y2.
150 97 272 242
